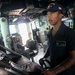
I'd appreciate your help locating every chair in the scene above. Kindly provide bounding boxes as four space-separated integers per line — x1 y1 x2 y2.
26 39 38 62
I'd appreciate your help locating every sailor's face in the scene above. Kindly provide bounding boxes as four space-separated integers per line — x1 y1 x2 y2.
47 11 63 26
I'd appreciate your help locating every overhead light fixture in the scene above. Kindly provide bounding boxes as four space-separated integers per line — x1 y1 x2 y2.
13 18 18 22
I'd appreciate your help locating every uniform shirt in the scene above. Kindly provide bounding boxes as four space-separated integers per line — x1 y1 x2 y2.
47 22 75 75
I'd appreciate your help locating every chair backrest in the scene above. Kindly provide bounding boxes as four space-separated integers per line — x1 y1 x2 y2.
26 40 38 61
26 40 38 50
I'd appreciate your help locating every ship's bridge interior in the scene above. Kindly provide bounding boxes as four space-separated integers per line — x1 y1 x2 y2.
0 0 75 75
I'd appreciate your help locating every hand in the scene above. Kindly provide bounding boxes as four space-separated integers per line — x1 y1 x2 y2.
43 69 56 75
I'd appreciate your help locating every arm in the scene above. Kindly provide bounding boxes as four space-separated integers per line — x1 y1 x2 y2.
44 50 75 75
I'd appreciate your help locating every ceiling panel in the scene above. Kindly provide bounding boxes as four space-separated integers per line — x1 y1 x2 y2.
0 0 75 23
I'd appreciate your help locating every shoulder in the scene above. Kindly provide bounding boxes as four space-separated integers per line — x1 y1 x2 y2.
63 25 75 41
63 24 75 35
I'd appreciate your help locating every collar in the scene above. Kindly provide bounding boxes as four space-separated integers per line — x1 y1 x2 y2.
48 22 66 36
